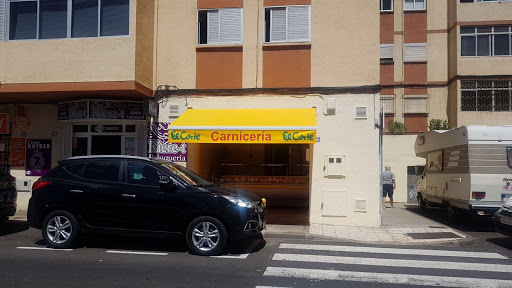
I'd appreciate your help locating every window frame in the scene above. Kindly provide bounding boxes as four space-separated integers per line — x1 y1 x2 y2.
460 80 512 112
264 5 311 44
404 0 426 11
403 94 429 114
380 44 395 62
197 8 243 45
403 43 428 62
380 95 396 114
380 0 393 11
6 0 131 42
460 26 512 57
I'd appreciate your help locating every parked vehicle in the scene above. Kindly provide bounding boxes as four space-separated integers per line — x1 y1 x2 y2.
0 170 17 223
28 156 266 256
415 126 512 216
495 196 512 237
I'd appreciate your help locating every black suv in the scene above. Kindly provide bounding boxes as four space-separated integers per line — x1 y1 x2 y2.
28 156 265 256
0 170 17 223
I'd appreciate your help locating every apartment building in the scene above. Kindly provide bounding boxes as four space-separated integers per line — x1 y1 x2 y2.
380 0 512 203
0 0 383 227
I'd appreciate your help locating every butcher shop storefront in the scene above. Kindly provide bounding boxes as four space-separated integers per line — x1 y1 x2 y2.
168 108 317 224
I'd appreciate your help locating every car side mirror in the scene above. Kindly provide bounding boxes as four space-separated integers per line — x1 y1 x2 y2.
160 180 178 193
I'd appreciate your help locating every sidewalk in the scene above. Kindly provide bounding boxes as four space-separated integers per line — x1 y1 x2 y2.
265 203 472 245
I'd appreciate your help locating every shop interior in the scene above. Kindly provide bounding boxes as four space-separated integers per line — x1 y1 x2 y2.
198 143 310 224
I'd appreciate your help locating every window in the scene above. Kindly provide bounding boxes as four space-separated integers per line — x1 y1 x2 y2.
404 0 426 10
82 162 121 182
264 5 310 43
7 0 130 41
380 44 394 62
403 43 427 62
380 95 395 114
461 80 512 112
127 162 165 186
197 8 242 45
380 0 393 11
403 95 429 114
461 26 512 57
426 151 442 172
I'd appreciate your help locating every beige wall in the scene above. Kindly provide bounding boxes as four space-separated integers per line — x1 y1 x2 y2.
427 87 449 121
0 1 138 84
310 0 379 87
427 34 448 82
458 58 512 76
383 135 425 203
135 0 156 89
427 0 448 31
457 1 512 22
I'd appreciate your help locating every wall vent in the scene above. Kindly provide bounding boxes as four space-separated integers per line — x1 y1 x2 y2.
355 199 367 212
169 105 180 117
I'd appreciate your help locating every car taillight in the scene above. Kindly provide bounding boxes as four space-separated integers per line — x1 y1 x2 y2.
472 192 485 199
9 176 16 187
32 180 52 191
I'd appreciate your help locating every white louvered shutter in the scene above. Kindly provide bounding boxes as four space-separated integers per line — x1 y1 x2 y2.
270 8 286 42
0 0 5 42
207 10 220 44
404 43 427 62
287 6 309 41
380 44 394 60
219 8 242 43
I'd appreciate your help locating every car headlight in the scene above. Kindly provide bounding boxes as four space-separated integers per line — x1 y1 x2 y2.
223 196 254 209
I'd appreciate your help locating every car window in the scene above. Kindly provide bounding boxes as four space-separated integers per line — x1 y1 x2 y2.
156 161 212 186
127 162 166 186
82 162 121 182
64 164 85 176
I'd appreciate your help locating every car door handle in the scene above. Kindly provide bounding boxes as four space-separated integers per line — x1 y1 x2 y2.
69 190 83 193
121 194 136 198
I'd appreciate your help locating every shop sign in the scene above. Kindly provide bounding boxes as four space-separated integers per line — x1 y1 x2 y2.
91 125 123 133
148 123 187 162
11 138 26 168
25 139 52 176
0 113 9 134
168 130 317 144
89 100 145 120
58 101 88 120
143 98 159 118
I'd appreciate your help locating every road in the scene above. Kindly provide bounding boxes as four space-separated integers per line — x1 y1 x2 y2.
1 218 511 288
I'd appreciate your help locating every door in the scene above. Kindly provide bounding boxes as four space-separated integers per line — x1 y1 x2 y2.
121 161 184 232
91 135 122 155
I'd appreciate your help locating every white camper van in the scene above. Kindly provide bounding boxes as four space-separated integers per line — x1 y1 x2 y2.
415 126 512 216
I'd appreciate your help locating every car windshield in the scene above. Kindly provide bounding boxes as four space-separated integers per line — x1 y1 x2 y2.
155 160 213 186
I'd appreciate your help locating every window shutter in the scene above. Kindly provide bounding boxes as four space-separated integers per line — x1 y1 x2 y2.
380 44 394 60
0 0 4 41
219 8 242 43
270 8 286 42
207 10 220 44
287 6 309 41
403 95 429 114
404 43 427 62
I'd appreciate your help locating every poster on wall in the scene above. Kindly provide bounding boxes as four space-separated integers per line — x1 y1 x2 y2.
148 123 187 162
0 113 10 134
25 139 52 176
11 138 26 168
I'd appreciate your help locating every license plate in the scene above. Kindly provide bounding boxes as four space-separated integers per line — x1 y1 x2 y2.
500 216 512 226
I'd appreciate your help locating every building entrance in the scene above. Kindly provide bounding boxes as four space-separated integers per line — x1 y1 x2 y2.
71 124 140 157
91 136 122 155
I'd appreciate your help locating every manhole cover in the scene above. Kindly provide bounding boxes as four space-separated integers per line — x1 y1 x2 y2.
407 232 461 239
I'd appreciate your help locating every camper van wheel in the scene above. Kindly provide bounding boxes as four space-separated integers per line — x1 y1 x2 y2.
417 194 427 212
447 204 459 218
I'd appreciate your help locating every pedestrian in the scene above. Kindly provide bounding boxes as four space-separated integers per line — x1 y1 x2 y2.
382 165 396 208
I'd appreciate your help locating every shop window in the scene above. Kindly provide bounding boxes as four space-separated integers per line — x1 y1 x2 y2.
73 125 88 133
82 161 121 182
125 125 136 132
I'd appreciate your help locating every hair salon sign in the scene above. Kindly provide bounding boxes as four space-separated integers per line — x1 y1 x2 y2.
148 123 187 162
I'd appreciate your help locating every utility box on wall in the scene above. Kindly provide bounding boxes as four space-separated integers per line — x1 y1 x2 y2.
16 179 31 192
324 155 345 176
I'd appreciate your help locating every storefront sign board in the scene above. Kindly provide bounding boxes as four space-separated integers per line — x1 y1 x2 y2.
168 130 317 144
58 101 88 120
148 123 187 162
11 138 26 168
89 100 145 120
25 139 52 176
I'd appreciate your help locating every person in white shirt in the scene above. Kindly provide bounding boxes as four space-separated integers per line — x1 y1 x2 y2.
382 165 396 208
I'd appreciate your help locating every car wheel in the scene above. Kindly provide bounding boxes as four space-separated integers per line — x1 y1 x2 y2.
42 210 80 249
0 216 8 224
186 216 228 256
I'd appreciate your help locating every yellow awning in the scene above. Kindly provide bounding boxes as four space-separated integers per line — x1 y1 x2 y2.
169 108 317 144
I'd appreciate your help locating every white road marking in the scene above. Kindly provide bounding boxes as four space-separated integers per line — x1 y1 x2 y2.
255 286 292 288
264 267 512 288
279 243 508 259
273 253 512 273
17 247 73 251
106 250 168 256
212 238 261 259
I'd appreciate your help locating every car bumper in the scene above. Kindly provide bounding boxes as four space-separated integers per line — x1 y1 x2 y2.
230 209 266 239
0 203 16 217
495 210 512 237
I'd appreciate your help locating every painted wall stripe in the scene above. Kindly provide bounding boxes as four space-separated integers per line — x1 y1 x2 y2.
106 250 168 256
272 253 512 273
279 243 507 259
264 267 512 288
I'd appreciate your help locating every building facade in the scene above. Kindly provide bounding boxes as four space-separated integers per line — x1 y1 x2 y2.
380 0 512 203
0 0 383 227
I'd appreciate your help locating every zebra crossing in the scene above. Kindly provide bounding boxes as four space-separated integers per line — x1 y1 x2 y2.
257 243 512 288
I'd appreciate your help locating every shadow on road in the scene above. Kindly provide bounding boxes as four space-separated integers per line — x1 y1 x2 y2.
0 219 29 236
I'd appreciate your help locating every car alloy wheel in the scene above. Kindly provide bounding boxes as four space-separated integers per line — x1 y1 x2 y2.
46 216 73 244
186 216 228 256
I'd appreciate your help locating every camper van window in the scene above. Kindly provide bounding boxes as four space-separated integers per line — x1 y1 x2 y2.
507 147 512 169
427 151 443 172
